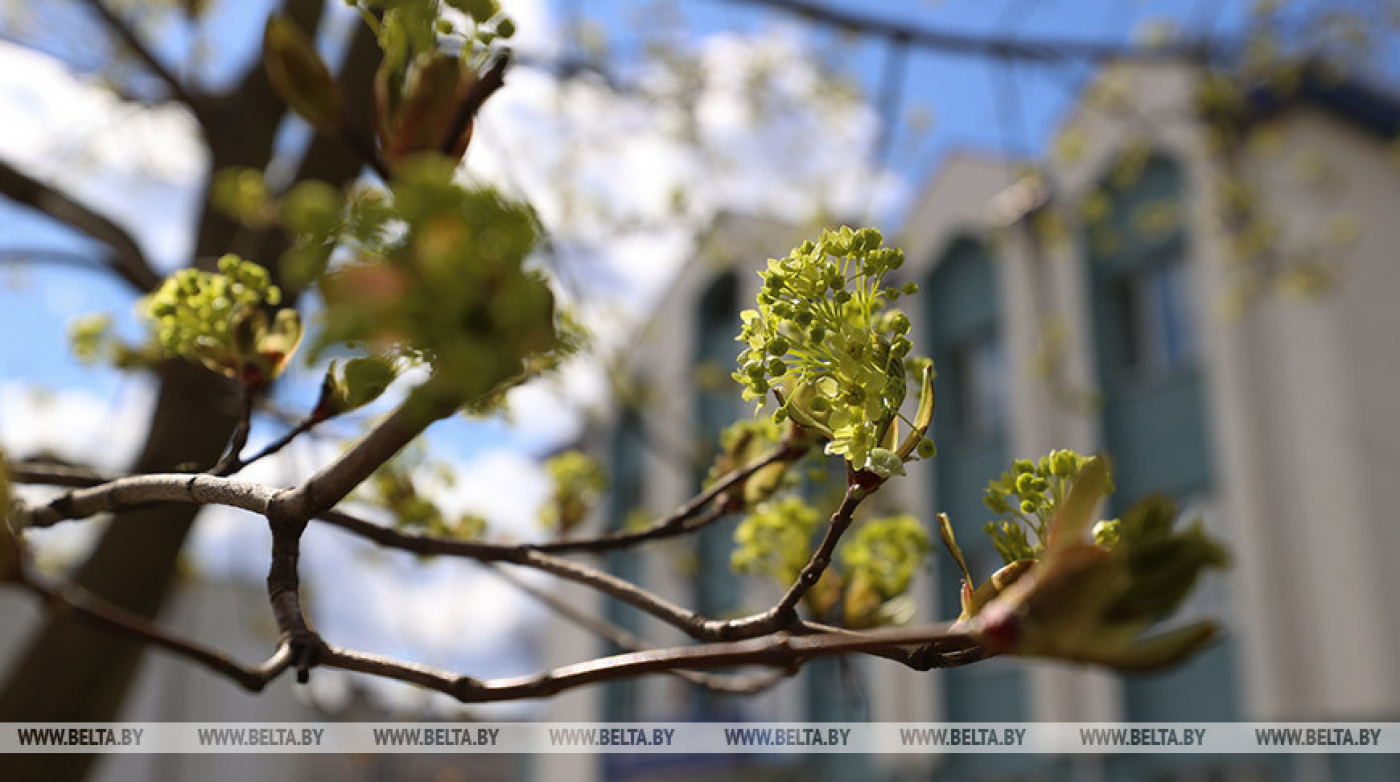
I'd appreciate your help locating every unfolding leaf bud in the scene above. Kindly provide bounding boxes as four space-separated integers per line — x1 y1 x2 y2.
263 15 344 134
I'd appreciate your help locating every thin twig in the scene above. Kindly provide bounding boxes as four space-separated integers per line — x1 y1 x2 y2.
15 567 292 692
313 509 723 639
489 565 790 695
77 0 205 115
211 389 256 476
218 412 326 478
707 0 1218 64
318 621 979 704
8 461 115 489
533 443 802 554
770 484 866 620
0 159 161 293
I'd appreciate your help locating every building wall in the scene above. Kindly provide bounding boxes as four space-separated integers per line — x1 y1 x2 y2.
568 60 1400 782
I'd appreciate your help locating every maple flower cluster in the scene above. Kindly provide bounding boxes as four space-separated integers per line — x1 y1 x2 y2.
142 254 300 387
733 227 923 475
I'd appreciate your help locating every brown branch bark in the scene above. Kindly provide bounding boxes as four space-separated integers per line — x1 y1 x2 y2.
14 472 274 529
10 447 852 642
7 450 985 697
76 0 206 119
533 442 803 554
489 565 789 695
14 571 293 693
709 0 1216 63
0 159 161 293
318 621 979 704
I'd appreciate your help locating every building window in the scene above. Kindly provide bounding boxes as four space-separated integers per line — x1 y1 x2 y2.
923 236 1027 732
693 271 741 621
953 330 1007 439
1088 151 1212 504
1087 150 1233 728
1115 258 1195 379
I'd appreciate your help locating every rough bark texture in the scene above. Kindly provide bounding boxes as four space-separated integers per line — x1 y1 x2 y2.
0 2 380 778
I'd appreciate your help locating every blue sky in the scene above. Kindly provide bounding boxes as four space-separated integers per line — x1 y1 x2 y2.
5 0 1398 424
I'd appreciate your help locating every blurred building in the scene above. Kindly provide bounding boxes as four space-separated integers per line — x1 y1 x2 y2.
543 59 1400 782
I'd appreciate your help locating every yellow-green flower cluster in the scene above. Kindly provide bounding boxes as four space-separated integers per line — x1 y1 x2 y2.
732 499 932 628
733 226 922 474
67 314 155 370
362 453 486 540
840 514 931 613
971 466 1231 671
703 417 796 505
731 495 821 585
982 449 1115 565
68 314 115 365
538 450 608 535
141 255 299 385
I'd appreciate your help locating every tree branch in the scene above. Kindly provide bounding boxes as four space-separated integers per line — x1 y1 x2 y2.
312 509 727 639
771 484 864 619
10 470 723 655
13 568 293 693
220 412 326 477
488 565 789 695
9 459 854 647
7 464 985 689
13 473 275 530
269 381 464 523
211 388 256 476
258 377 467 681
77 0 205 117
7 486 982 702
0 159 161 293
707 0 1217 63
319 621 979 704
534 442 804 554
7 461 116 489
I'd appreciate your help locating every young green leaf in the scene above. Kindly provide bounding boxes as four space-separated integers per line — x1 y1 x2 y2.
263 14 345 134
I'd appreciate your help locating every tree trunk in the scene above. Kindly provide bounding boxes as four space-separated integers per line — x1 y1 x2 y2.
0 4 380 778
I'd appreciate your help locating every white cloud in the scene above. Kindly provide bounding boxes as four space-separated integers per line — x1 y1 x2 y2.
0 42 207 269
419 447 551 537
0 380 155 471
